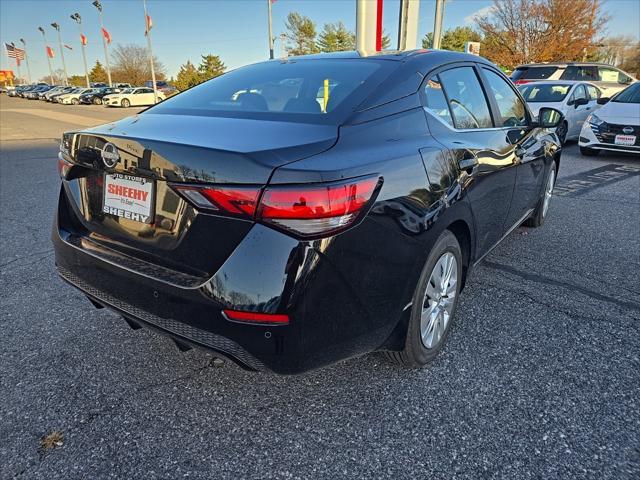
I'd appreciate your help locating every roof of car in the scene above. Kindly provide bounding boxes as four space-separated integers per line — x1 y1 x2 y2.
285 49 494 67
515 62 617 68
517 80 598 86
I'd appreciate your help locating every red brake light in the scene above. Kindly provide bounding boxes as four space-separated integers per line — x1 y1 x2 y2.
258 176 380 237
173 185 261 218
513 79 532 85
172 175 381 238
223 309 289 325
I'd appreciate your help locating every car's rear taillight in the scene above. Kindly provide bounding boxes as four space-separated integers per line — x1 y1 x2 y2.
258 176 381 237
513 79 532 85
173 176 381 238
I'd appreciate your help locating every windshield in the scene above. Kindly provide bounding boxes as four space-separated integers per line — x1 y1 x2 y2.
120 89 133 94
613 83 640 103
517 83 572 102
147 59 395 124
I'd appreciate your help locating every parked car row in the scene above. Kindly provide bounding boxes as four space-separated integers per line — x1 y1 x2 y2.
513 71 639 156
6 83 167 108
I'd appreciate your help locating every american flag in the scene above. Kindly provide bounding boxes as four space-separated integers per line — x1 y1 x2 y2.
5 43 26 60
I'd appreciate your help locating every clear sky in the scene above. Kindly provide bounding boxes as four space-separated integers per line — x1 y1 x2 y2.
1 0 639 82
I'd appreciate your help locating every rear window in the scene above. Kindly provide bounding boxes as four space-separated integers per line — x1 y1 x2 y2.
511 66 559 81
518 83 572 102
148 59 394 124
560 66 598 81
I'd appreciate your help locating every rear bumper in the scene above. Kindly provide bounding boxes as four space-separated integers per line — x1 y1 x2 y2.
52 185 415 373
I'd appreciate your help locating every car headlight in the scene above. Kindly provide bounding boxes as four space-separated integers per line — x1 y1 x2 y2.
587 114 604 126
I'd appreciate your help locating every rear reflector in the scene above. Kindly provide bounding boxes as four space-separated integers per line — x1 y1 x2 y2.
223 309 289 325
173 175 382 238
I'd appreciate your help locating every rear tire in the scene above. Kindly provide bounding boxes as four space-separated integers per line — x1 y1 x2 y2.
384 230 462 367
121 98 130 108
93 97 102 105
580 146 599 156
71 98 79 105
524 162 556 228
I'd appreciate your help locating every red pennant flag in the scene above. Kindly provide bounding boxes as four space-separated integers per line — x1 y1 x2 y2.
64 44 73 50
146 14 153 32
46 46 55 58
101 27 111 44
80 34 87 46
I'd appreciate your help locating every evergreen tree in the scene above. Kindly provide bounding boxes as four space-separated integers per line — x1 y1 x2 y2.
89 60 107 83
317 22 355 52
422 27 482 51
174 61 200 91
198 54 226 81
285 12 319 55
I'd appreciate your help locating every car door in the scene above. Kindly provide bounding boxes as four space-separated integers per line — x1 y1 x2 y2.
137 88 154 105
478 66 548 230
421 64 518 257
566 85 590 137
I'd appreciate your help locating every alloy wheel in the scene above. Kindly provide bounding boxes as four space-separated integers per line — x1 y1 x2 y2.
542 167 555 218
420 252 458 349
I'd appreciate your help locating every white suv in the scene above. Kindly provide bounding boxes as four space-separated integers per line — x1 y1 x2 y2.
511 63 636 96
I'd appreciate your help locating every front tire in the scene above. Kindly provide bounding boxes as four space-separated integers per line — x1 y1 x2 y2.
385 230 462 367
524 162 556 228
121 98 130 108
93 97 102 105
71 98 79 105
580 146 599 156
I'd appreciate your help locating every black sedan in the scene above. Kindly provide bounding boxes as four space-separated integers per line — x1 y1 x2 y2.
53 50 563 374
79 87 120 105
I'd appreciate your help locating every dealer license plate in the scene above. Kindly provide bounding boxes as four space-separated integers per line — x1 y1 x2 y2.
614 134 636 146
103 173 154 223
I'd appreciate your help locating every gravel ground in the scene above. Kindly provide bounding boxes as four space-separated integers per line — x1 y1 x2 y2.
1 100 639 479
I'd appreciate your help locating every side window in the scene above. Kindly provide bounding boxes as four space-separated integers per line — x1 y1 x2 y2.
586 85 600 100
423 75 454 127
561 66 598 81
574 85 587 100
439 67 493 129
598 67 628 84
482 68 528 127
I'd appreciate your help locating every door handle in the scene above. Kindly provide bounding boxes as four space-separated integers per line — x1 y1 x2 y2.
458 150 478 172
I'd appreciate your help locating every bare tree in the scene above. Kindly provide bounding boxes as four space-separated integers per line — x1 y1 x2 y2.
476 0 608 69
110 43 166 86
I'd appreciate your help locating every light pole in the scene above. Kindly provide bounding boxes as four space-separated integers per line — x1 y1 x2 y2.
19 38 32 84
92 1 112 87
71 13 90 87
38 27 55 85
51 22 69 86
267 0 274 59
143 0 158 104
432 0 446 49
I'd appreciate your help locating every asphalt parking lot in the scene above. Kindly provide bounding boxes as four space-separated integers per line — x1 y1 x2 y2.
1 95 639 479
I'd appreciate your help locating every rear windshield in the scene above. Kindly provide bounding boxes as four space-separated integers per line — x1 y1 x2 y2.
613 83 640 103
511 66 559 81
517 83 572 102
147 59 395 124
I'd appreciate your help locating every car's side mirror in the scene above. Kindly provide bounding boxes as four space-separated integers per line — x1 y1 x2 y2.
574 98 589 108
597 97 610 105
537 107 563 128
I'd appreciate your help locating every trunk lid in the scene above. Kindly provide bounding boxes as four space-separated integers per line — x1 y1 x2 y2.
62 113 338 279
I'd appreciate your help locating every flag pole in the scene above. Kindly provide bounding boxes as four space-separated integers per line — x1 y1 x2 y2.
51 23 69 86
267 0 274 59
93 1 112 87
38 27 55 85
19 39 32 84
71 13 90 87
143 0 158 104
